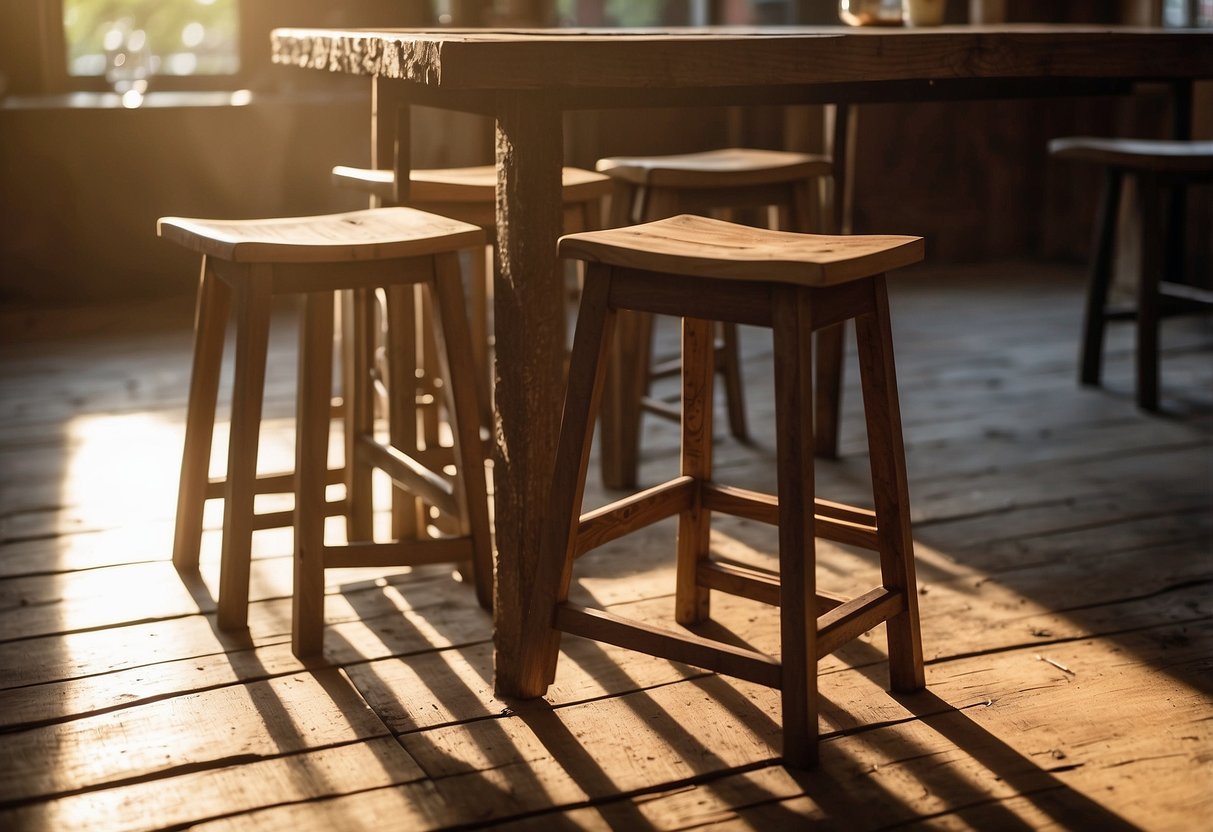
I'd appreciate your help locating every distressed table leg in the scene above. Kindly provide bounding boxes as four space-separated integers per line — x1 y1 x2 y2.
492 92 567 697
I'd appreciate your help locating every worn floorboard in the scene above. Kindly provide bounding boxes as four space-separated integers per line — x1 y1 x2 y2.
0 261 1210 830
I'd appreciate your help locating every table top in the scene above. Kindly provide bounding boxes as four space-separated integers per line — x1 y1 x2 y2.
271 25 1213 94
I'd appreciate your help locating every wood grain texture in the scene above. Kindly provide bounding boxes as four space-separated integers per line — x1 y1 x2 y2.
560 215 923 286
491 91 569 698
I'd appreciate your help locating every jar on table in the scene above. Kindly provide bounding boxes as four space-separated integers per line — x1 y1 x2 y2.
838 0 902 25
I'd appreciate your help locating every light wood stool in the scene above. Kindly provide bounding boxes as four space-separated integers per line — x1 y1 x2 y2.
593 147 835 488
1049 137 1213 410
517 214 926 768
162 207 492 657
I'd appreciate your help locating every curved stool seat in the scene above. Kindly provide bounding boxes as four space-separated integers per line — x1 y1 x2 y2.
1049 137 1213 410
163 207 493 658
593 148 836 489
160 208 484 264
332 164 613 228
597 147 832 189
516 215 926 768
1048 137 1213 175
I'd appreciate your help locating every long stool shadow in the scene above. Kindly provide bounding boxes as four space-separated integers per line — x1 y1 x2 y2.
334 568 815 828
570 510 1143 822
335 573 597 828
171 569 423 825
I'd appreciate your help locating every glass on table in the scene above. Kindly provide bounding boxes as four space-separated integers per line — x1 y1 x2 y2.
839 0 903 25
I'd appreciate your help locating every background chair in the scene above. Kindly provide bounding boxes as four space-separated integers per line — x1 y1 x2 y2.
1049 137 1213 410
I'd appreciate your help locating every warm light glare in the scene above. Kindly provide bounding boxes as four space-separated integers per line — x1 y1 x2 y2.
64 413 182 526
102 27 124 51
167 52 198 74
182 22 205 48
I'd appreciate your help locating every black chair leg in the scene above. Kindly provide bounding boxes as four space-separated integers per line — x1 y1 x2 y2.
1136 174 1164 412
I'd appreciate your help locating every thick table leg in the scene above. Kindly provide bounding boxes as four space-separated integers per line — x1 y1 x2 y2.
492 92 569 698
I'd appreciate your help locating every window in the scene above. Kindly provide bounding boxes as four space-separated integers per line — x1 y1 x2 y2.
62 0 240 91
554 0 805 27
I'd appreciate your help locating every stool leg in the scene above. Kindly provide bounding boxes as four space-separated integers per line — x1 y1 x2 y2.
217 266 272 631
385 284 423 539
599 183 661 490
676 316 716 625
343 289 375 541
1135 173 1163 412
1080 169 1123 387
813 324 845 460
173 259 231 572
600 307 651 490
519 265 617 696
467 243 493 429
718 322 748 441
294 289 335 658
772 286 819 769
431 252 494 611
419 286 444 451
855 276 925 693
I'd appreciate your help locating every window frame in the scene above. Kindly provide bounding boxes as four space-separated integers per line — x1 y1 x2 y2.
36 0 251 93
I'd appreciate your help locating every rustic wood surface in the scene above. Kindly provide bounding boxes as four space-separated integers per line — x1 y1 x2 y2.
270 26 1213 93
1 261 1210 829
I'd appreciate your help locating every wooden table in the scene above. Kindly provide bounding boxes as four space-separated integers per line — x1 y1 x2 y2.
270 25 1213 698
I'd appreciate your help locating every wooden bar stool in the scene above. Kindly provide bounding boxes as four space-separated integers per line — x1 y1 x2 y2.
1049 137 1213 411
593 147 834 488
161 207 493 657
517 215 926 768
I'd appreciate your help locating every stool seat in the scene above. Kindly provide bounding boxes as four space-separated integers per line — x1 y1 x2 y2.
1048 137 1213 176
158 207 483 265
595 147 833 189
561 214 923 286
332 164 614 205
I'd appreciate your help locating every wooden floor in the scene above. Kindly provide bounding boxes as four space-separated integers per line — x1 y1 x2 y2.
1 261 1210 831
